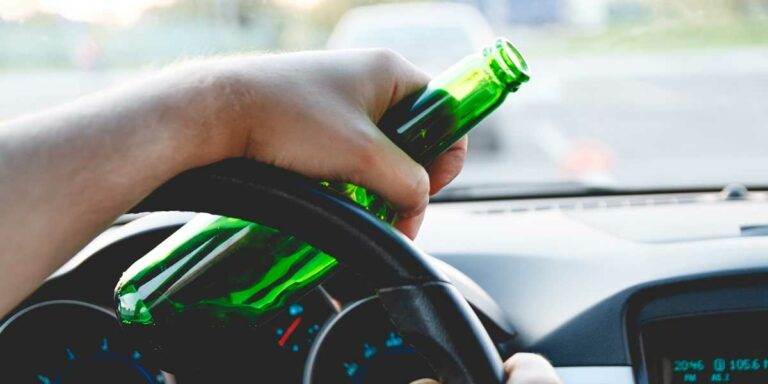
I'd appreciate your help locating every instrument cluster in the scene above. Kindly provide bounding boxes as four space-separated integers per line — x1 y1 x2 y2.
304 297 436 384
0 300 171 384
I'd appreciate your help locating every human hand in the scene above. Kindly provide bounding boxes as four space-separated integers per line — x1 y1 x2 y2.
502 353 561 384
176 49 467 238
410 353 560 384
0 49 468 317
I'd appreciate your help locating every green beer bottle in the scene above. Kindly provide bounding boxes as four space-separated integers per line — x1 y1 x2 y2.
116 38 529 330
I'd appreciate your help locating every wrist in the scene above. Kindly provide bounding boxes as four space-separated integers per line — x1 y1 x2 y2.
148 59 254 172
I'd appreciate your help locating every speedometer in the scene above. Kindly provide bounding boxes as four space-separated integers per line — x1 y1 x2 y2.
0 300 172 384
305 297 436 384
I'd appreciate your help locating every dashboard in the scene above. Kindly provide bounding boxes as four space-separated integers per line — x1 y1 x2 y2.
2 189 768 383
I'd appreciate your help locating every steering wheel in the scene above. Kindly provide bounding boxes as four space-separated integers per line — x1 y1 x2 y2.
129 159 506 384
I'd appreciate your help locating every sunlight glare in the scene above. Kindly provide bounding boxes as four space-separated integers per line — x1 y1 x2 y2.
0 0 177 26
272 0 325 12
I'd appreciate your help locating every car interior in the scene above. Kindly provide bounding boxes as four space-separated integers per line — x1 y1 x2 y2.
2 1 768 383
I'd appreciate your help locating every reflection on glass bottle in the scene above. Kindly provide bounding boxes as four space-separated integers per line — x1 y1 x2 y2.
116 38 529 330
117 214 337 326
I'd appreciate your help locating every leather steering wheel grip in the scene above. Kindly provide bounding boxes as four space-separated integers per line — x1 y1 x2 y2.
129 159 506 384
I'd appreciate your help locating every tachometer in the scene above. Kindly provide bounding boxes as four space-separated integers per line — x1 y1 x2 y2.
0 300 172 384
304 297 436 384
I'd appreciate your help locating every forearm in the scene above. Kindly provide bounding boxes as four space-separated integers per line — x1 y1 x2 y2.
0 63 238 316
0 50 451 318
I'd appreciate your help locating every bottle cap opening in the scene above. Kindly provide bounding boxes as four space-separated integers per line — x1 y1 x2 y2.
491 38 530 91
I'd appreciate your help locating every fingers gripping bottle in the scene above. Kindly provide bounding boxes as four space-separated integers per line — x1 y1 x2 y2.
116 39 529 334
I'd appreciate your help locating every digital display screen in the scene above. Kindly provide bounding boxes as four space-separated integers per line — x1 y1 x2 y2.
641 312 768 384
665 356 768 383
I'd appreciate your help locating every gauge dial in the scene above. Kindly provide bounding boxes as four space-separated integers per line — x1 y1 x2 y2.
0 300 171 384
166 287 338 383
264 287 338 382
305 297 436 384
274 302 325 354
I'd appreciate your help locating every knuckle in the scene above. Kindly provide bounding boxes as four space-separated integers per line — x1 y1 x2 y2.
367 48 409 82
369 47 405 68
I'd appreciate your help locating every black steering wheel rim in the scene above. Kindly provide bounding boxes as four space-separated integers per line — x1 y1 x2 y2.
129 159 505 384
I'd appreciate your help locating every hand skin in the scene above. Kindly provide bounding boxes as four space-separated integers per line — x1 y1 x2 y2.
0 49 467 318
411 353 561 384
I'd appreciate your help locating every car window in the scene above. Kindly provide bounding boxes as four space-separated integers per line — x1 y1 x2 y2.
1 0 767 194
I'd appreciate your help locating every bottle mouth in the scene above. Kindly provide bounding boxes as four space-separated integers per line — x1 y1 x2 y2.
490 38 530 91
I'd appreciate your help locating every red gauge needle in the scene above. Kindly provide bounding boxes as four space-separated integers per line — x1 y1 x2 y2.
278 317 302 347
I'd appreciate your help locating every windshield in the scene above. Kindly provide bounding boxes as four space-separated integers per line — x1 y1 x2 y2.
2 0 767 195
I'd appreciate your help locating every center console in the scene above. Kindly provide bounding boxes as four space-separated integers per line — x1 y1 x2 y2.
629 275 768 384
641 311 768 384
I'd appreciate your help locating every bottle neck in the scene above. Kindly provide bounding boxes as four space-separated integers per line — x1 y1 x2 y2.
484 38 530 92
378 38 530 164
